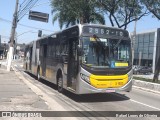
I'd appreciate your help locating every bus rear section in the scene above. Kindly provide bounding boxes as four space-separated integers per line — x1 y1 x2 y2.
23 41 38 76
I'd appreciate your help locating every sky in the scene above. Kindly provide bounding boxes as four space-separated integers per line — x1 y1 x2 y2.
0 0 160 44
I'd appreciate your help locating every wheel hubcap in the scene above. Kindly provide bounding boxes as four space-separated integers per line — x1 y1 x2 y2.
58 78 62 87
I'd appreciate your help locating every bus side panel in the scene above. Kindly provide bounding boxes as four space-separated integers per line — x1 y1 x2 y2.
31 41 37 76
45 58 57 83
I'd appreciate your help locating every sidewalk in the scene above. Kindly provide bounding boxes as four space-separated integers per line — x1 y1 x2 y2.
0 65 49 111
0 63 81 120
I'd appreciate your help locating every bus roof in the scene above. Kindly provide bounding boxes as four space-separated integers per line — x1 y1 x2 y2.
82 24 128 32
26 24 129 45
36 31 61 41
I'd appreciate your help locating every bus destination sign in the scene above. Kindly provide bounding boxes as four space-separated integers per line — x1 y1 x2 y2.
83 26 129 38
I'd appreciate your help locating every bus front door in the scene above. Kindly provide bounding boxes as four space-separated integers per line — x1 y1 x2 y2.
67 38 78 90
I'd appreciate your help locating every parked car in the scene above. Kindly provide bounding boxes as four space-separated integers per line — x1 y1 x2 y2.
133 66 152 75
133 65 142 74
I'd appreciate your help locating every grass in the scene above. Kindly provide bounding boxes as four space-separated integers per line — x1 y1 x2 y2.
133 76 160 84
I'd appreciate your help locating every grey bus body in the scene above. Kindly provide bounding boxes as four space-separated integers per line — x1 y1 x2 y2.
24 24 133 94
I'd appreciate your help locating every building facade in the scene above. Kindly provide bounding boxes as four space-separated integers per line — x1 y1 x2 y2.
0 43 8 59
133 28 160 73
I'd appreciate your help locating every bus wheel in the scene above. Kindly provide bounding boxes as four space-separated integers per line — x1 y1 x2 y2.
37 68 41 81
58 77 63 93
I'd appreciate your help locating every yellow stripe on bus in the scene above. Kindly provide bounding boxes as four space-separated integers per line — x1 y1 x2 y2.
115 63 128 67
90 74 128 89
46 68 53 79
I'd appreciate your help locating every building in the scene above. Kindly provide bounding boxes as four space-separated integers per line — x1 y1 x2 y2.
0 43 8 59
133 28 160 73
14 43 26 58
0 42 25 59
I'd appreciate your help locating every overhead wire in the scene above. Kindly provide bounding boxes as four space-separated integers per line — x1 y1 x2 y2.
18 0 37 21
17 0 39 21
18 0 32 15
0 0 52 43
1 35 10 39
19 0 28 11
19 0 28 6
18 23 53 32
1 0 52 31
0 17 53 32
0 18 12 24
18 0 32 13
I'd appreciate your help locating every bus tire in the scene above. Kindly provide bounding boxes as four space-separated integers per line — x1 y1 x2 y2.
26 63 27 70
58 77 63 93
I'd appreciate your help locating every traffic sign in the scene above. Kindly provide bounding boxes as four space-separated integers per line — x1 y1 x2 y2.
29 10 49 23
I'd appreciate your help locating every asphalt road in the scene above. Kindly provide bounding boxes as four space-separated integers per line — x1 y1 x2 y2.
14 61 160 120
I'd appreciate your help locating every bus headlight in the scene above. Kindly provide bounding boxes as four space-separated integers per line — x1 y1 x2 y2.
80 73 90 83
128 70 133 81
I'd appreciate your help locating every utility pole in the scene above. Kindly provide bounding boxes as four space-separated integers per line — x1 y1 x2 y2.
132 18 137 65
7 0 19 71
138 51 142 66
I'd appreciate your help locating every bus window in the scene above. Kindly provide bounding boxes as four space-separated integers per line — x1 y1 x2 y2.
60 43 69 63
82 37 131 68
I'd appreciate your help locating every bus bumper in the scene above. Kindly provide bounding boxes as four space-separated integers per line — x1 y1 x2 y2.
76 77 133 94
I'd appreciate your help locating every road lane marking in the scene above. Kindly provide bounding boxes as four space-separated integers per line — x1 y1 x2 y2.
12 65 160 113
130 99 160 111
111 92 160 111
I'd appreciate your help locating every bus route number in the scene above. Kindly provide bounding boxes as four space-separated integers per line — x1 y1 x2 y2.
88 27 124 37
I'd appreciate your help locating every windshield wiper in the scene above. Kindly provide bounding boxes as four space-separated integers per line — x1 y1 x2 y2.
92 34 106 49
113 38 124 50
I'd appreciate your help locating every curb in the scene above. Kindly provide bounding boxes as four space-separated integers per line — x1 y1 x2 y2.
133 79 160 93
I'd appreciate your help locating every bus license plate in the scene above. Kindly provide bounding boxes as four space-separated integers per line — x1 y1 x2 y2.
106 89 115 93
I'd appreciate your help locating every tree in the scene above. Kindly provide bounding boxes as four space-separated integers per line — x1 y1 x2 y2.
98 0 149 29
142 0 160 82
50 0 105 29
141 0 160 20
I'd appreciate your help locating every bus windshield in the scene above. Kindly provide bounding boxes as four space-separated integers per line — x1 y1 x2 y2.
82 37 131 68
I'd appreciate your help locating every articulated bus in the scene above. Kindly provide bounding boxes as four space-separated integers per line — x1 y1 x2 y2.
24 24 132 94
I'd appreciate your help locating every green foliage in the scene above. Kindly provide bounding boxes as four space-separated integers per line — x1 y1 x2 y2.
142 1 160 82
50 0 105 29
50 0 159 29
141 0 160 20
98 0 149 29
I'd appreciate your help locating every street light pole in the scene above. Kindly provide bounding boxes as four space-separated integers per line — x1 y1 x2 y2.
7 0 19 71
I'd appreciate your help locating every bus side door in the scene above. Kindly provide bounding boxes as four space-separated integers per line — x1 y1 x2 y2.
29 47 33 70
67 38 78 90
